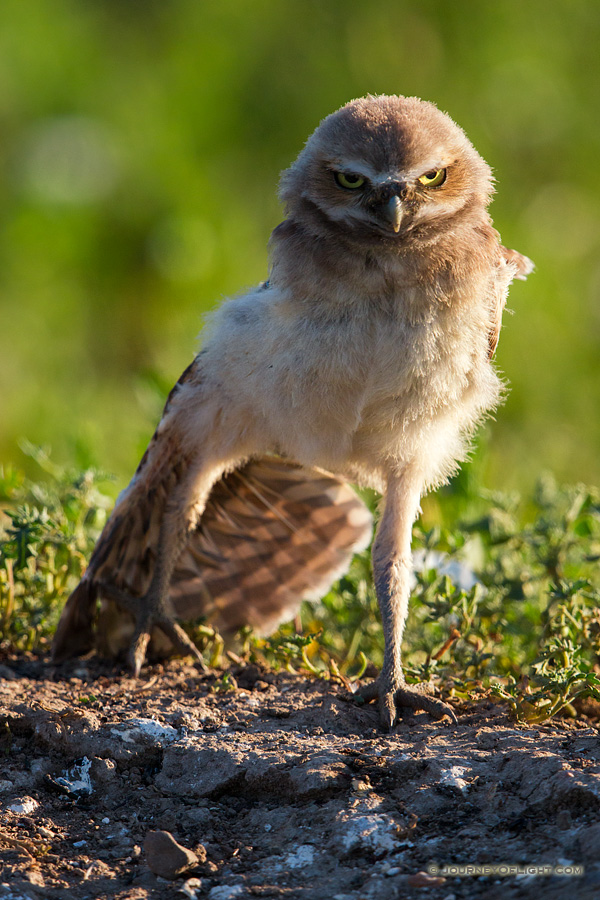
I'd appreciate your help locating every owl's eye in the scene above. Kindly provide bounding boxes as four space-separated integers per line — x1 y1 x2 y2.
418 169 447 187
334 171 366 190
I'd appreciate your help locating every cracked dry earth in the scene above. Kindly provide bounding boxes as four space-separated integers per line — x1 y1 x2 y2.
1 656 600 900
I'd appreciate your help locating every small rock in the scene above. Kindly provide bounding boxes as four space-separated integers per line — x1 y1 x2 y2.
194 844 208 864
172 711 199 730
351 778 370 792
8 796 39 815
82 860 113 880
285 844 315 869
439 766 469 792
144 830 199 880
112 718 178 746
179 877 203 898
24 869 45 888
263 706 290 718
208 886 244 900
334 812 400 858
90 757 117 783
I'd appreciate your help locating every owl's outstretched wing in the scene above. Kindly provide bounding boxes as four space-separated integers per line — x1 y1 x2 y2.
488 246 534 359
52 454 372 662
171 457 372 633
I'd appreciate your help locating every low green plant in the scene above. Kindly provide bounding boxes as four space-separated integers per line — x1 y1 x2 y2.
0 442 114 651
2 447 599 723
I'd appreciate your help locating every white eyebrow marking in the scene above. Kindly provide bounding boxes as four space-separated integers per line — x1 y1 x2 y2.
327 158 383 182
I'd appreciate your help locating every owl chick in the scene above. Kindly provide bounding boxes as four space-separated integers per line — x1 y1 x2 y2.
53 94 532 730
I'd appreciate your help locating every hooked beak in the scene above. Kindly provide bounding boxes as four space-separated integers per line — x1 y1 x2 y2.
382 194 403 233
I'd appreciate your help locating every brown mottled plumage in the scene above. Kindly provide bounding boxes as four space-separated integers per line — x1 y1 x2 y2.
53 95 532 730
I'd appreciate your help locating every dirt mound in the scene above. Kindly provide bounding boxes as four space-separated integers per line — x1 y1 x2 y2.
0 655 599 899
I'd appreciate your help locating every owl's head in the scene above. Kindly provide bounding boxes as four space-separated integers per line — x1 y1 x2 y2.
279 95 494 246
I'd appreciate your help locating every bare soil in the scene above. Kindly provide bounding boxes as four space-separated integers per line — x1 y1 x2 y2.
1 653 599 900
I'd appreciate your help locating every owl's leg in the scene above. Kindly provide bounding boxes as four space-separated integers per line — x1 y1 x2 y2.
101 461 228 677
355 469 457 730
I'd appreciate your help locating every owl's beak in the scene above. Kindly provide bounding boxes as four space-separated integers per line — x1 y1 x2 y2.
382 195 403 233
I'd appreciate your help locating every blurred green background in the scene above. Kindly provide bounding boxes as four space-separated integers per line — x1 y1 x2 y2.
1 0 598 493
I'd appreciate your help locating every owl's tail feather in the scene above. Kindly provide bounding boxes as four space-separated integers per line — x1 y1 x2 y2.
52 457 373 663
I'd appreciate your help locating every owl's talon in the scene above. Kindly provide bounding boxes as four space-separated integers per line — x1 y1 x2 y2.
127 616 206 676
129 610 206 675
393 685 458 725
101 581 207 675
128 630 151 678
162 620 208 672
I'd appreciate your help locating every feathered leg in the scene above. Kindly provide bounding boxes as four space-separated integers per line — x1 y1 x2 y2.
99 459 231 676
355 469 457 729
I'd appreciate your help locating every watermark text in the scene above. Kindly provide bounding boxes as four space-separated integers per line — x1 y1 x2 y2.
427 863 584 877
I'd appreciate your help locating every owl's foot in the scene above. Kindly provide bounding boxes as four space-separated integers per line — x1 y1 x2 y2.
100 582 207 677
354 675 457 731
127 608 207 678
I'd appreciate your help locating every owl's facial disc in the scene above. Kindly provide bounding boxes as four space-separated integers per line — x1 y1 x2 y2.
278 95 495 247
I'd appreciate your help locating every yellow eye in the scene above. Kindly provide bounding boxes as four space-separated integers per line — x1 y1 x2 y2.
334 171 366 190
418 168 447 187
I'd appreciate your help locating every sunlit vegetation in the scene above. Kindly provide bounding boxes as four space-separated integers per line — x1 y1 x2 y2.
2 449 599 723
